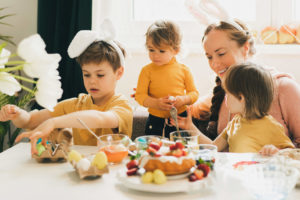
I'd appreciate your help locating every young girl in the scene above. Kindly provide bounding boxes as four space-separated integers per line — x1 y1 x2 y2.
0 28 133 154
175 62 294 153
135 20 199 138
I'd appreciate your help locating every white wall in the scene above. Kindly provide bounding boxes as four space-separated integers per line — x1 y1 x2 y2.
1 0 37 52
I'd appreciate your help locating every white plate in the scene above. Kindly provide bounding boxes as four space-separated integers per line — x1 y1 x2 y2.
116 170 213 193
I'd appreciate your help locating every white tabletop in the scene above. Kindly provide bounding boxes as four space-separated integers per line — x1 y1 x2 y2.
0 143 299 200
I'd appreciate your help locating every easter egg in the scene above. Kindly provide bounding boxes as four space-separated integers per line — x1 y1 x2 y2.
92 151 108 170
76 158 91 171
36 143 46 156
141 171 153 184
153 169 167 184
68 150 82 163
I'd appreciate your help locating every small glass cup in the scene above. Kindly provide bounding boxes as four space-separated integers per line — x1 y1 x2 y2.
169 130 200 147
98 134 129 164
190 144 217 166
134 135 165 151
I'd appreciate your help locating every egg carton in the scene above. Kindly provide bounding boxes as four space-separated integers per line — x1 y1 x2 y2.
32 128 72 162
278 148 300 160
71 160 109 179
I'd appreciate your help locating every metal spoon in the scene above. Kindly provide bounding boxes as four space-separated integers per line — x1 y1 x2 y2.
77 118 100 141
170 106 179 132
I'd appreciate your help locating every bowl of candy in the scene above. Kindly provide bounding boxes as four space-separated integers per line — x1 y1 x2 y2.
98 134 130 164
242 163 299 200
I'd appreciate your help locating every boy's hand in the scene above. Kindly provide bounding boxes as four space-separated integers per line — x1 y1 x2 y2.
259 144 279 156
156 96 174 111
15 119 55 155
170 106 194 130
0 104 20 121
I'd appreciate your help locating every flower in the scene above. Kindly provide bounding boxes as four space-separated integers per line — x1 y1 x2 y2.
0 34 63 111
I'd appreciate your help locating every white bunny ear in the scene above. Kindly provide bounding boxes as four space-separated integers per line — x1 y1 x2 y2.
185 0 212 25
200 0 230 21
99 18 116 41
68 30 99 58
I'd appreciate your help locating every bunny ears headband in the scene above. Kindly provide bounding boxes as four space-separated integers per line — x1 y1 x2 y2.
68 19 125 67
185 0 244 32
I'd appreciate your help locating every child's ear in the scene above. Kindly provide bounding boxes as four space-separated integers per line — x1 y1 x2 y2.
239 94 245 103
116 66 124 80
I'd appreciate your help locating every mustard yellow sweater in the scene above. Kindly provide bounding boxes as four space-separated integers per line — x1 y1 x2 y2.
135 58 199 118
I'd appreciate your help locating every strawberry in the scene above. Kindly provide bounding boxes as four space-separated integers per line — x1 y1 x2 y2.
194 169 204 180
182 150 187 156
169 144 177 151
154 153 162 157
188 174 198 182
126 167 138 176
149 142 160 151
158 141 163 147
197 164 210 177
147 146 157 156
172 149 183 157
175 142 185 149
126 160 138 170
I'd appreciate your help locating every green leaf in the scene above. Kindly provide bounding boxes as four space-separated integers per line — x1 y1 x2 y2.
0 93 16 108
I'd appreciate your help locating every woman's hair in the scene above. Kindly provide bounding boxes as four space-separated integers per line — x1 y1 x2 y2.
76 40 126 72
202 20 256 139
145 20 181 51
224 62 274 120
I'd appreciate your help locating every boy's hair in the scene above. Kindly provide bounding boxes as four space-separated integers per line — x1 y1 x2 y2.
145 20 181 51
76 40 126 72
224 62 274 120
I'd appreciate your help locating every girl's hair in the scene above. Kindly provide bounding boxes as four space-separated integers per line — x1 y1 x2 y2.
202 20 256 139
224 62 274 120
76 40 126 72
145 20 181 51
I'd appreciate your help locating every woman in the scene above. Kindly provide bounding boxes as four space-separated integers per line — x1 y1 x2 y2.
190 20 300 148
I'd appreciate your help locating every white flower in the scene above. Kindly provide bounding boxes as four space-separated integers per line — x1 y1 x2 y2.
0 48 11 68
0 72 21 96
17 34 47 61
35 76 63 111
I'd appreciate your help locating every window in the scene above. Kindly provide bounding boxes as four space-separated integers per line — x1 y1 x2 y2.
92 0 300 51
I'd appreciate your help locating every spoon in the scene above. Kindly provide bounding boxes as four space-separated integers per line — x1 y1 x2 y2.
77 118 100 141
170 106 179 132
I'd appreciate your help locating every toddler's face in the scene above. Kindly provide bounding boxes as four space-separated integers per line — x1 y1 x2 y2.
146 40 178 66
82 61 123 105
225 92 245 115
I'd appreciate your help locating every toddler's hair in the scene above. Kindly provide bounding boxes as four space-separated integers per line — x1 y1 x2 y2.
76 40 126 71
145 20 181 51
224 62 274 120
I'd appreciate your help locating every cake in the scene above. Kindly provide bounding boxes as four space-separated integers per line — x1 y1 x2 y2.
278 25 296 44
138 142 195 175
296 25 300 44
261 26 278 44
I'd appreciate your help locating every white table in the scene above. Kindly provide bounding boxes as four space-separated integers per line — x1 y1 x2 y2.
0 143 299 200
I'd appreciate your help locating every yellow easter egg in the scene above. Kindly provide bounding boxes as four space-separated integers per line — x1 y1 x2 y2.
141 172 153 184
68 150 82 163
153 169 167 184
92 151 108 170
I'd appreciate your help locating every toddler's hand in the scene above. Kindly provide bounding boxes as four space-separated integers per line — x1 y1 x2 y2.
173 96 186 108
259 144 279 156
157 96 173 111
0 104 20 121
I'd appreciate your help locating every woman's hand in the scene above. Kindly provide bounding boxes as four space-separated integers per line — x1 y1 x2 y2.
170 106 195 130
259 144 279 156
0 104 20 121
15 119 56 155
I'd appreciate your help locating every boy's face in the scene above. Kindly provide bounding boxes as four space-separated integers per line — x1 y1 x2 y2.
146 40 178 66
82 61 123 104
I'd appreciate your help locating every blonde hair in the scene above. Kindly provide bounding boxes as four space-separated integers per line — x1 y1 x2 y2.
145 20 181 51
224 62 274 120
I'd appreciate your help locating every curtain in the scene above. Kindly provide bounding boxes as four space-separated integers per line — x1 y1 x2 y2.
37 0 92 105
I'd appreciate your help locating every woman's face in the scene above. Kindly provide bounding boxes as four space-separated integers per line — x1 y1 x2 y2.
203 29 248 79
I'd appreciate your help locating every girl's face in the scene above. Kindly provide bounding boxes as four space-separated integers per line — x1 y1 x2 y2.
147 39 178 66
225 92 245 115
203 29 248 80
82 61 123 105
